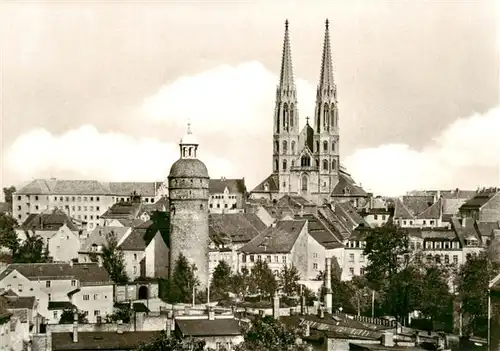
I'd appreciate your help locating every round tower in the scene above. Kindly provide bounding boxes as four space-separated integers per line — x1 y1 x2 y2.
168 123 210 288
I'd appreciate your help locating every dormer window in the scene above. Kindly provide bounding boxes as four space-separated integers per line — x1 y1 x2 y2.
264 183 269 192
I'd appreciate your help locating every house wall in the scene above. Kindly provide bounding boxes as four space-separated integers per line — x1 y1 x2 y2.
290 224 310 280
342 247 366 281
209 187 245 214
306 236 326 280
48 225 81 262
73 284 114 323
122 250 145 281
151 232 169 278
114 283 159 302
363 214 390 228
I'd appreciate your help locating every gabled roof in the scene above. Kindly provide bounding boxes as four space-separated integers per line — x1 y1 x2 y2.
460 191 499 210
108 182 161 197
334 202 366 227
101 202 142 220
0 263 111 284
16 179 111 195
477 221 500 238
176 318 242 337
115 218 146 228
317 205 352 240
442 198 468 216
293 213 343 249
80 226 131 252
209 178 246 194
393 199 414 220
19 209 79 231
210 213 266 244
416 198 442 219
250 174 280 193
402 196 434 217
0 290 35 310
331 171 368 197
51 331 162 350
118 226 162 251
239 220 306 254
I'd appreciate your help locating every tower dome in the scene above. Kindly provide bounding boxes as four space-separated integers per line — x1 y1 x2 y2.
169 122 208 178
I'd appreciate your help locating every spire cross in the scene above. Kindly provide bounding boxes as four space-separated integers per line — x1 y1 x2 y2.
306 116 310 125
187 120 192 134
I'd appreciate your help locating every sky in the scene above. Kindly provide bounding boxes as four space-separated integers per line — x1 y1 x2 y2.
1 0 499 198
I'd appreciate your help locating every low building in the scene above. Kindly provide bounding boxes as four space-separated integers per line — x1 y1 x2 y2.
209 178 246 214
1 290 38 350
16 209 82 262
0 262 113 324
460 188 500 222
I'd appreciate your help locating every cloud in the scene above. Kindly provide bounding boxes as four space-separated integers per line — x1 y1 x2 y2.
140 61 316 134
4 125 235 184
4 62 499 198
345 107 500 196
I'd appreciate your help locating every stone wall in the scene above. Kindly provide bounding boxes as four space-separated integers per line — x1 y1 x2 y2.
114 281 159 302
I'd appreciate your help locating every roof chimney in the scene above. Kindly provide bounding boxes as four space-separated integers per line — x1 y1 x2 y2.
72 313 79 343
272 290 280 319
324 257 333 313
117 320 124 334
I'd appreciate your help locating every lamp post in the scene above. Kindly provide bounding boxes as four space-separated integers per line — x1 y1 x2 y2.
371 290 375 318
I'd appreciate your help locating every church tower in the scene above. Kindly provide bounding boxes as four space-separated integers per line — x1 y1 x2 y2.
168 123 210 289
313 19 340 197
273 19 300 193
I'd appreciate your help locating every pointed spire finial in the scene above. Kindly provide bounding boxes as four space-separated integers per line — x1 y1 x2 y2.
187 119 192 135
278 18 295 89
318 17 334 90
325 18 329 30
285 19 289 30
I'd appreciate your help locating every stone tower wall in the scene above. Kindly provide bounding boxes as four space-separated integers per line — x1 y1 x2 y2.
168 176 210 288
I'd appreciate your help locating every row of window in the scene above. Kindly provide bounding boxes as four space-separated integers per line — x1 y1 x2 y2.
211 195 238 199
209 203 237 209
274 158 338 172
348 254 365 263
16 195 156 204
372 215 387 221
426 254 459 265
274 140 337 155
241 254 287 264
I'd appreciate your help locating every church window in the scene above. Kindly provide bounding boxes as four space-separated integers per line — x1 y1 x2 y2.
323 141 328 152
323 103 329 128
282 141 287 154
315 159 319 168
188 148 192 157
332 142 335 152
274 141 279 153
316 141 319 152
264 183 269 192
291 141 295 154
290 104 294 127
301 156 310 167
282 160 287 171
332 159 337 171
274 160 279 172
301 175 308 191
291 160 295 168
283 182 286 188
323 160 328 171
331 108 336 127
200 204 203 210
283 103 288 128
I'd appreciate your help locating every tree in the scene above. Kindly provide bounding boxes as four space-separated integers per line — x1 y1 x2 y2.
101 231 128 284
0 213 19 255
13 231 50 263
167 254 200 304
59 309 88 324
363 223 410 291
231 267 250 299
279 264 301 296
106 305 132 323
211 260 232 300
249 260 277 298
2 186 16 204
235 315 308 351
136 331 207 351
457 252 499 335
416 264 453 323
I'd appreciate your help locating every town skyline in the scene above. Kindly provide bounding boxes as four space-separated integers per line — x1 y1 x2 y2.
2 1 499 197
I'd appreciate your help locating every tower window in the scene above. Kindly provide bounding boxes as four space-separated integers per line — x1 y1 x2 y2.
274 160 279 172
291 160 295 168
323 160 329 171
301 175 308 192
301 156 310 167
323 141 328 152
315 159 319 168
282 141 287 154
200 204 203 210
316 141 319 152
332 159 337 171
282 160 287 171
274 141 279 153
332 142 335 152
290 105 294 127
291 141 295 154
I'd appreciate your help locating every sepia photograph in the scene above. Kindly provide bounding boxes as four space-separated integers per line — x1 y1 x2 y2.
0 1 499 350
